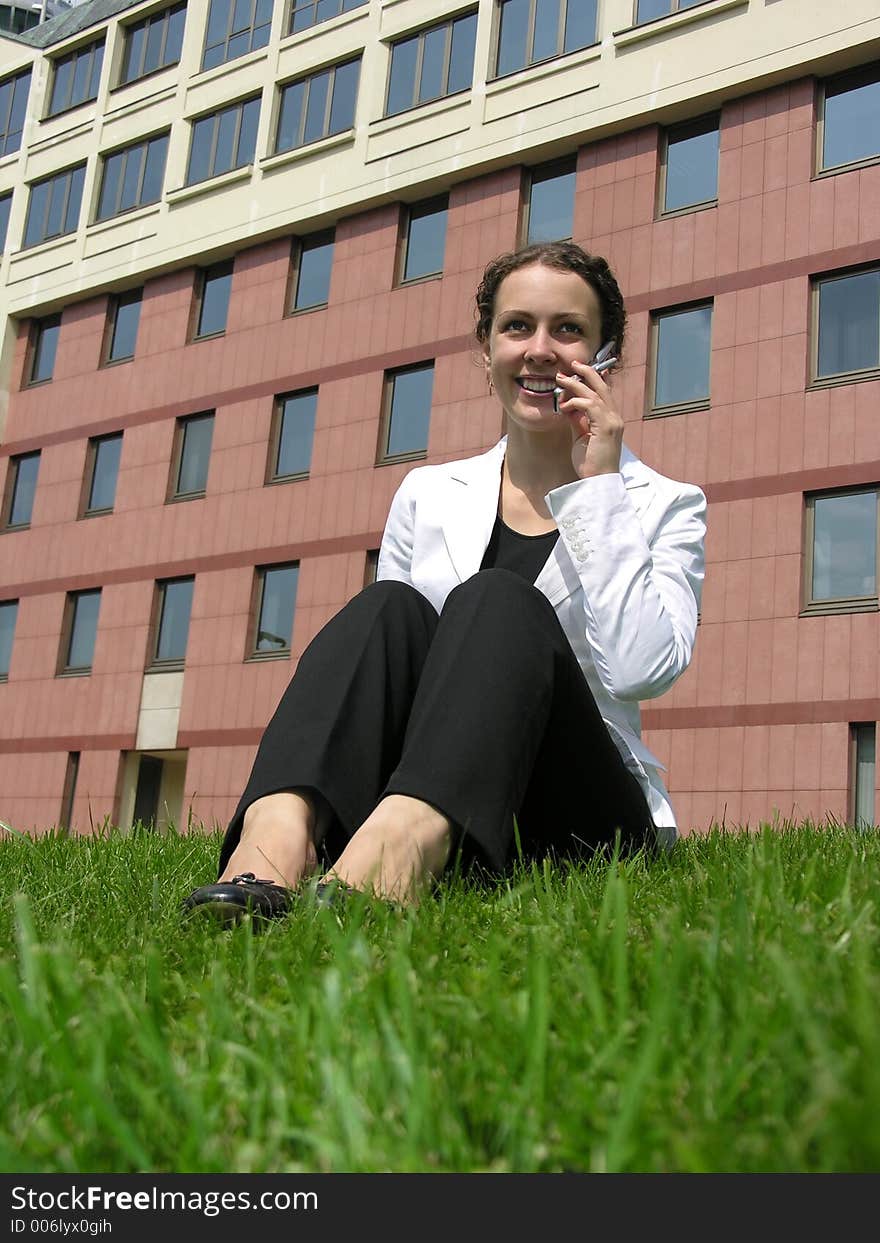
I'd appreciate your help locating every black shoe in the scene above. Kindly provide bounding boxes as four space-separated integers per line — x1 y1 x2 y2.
182 872 292 926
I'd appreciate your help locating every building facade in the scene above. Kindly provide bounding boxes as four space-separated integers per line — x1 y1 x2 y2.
0 0 878 836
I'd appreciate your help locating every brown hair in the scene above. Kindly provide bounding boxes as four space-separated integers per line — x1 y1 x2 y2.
474 241 627 360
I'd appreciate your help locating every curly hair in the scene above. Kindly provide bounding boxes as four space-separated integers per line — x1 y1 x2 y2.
474 241 627 361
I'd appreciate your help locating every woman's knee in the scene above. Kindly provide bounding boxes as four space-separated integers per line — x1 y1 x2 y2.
445 568 552 615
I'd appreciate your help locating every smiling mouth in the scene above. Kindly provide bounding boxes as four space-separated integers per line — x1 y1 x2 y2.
516 378 556 396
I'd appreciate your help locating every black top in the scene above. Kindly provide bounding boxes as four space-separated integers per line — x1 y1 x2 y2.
479 514 560 583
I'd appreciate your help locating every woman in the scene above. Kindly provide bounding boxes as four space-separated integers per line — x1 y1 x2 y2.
184 241 706 921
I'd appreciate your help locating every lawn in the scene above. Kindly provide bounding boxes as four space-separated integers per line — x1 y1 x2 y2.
0 821 878 1173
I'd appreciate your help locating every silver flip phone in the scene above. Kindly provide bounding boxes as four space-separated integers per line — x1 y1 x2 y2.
553 341 618 412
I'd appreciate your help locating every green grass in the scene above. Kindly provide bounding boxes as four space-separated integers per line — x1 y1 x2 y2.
0 821 878 1173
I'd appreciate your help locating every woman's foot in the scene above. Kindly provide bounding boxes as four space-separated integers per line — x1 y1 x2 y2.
321 794 452 905
219 790 320 889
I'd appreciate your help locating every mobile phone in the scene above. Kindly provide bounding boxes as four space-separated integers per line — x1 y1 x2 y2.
552 341 618 411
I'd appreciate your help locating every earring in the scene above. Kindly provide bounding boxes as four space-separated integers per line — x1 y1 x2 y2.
487 374 494 395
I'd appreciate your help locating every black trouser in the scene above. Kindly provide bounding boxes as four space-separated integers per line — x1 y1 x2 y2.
218 571 655 877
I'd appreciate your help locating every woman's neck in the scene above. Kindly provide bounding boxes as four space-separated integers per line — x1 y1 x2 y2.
502 422 578 498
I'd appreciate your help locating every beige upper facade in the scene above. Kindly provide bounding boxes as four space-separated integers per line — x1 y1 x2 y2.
0 0 877 323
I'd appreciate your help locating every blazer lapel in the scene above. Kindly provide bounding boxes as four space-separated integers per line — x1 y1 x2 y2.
442 439 507 584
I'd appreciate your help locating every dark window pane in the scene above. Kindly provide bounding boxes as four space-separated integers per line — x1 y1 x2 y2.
654 306 712 406
197 263 233 336
2 70 30 155
177 415 214 494
236 96 260 163
448 13 477 94
108 292 141 362
419 27 447 104
71 49 91 105
204 0 231 53
528 165 575 242
226 30 250 60
294 235 333 308
276 391 317 477
824 76 880 170
387 366 433 457
0 602 17 677
387 36 418 115
9 454 39 526
214 106 238 174
166 5 187 64
817 272 880 377
119 148 143 212
188 116 214 184
88 435 122 512
24 181 48 247
64 165 85 234
231 0 251 34
303 71 329 144
564 0 597 51
141 134 169 203
31 318 60 383
50 58 72 112
45 177 65 240
497 0 529 76
89 45 105 98
277 79 305 151
67 591 101 669
531 0 561 64
156 579 194 661
665 121 719 211
329 58 359 133
0 193 11 253
122 23 146 81
98 150 124 219
637 0 672 20
144 17 165 74
404 201 447 281
291 1 316 34
813 492 878 600
257 565 298 652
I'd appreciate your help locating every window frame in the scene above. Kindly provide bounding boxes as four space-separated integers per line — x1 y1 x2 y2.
633 0 713 26
2 452 40 531
801 487 880 617
103 288 143 365
95 132 169 223
118 1 187 87
0 68 31 157
647 301 714 417
267 389 318 483
810 266 880 389
59 588 102 676
396 195 448 286
185 94 261 187
657 112 720 218
81 431 123 517
0 191 12 254
26 314 62 386
201 0 273 72
521 157 576 246
59 751 81 829
274 56 361 155
816 63 880 178
849 722 877 829
23 163 86 249
168 411 215 500
491 0 598 81
288 0 367 37
191 260 234 340
377 362 434 465
0 599 19 680
46 37 105 119
384 10 478 117
149 576 195 669
247 562 300 660
287 230 334 313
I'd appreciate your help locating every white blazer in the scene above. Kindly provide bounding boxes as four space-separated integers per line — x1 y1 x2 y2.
377 436 707 844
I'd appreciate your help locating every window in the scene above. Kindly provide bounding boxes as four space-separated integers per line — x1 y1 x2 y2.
850 723 877 829
804 488 878 612
0 68 30 156
120 2 187 85
660 115 719 215
202 0 272 72
59 752 80 829
269 390 317 481
61 589 101 673
96 134 168 221
399 197 447 283
363 549 379 587
186 95 260 185
495 0 596 77
171 413 214 497
650 303 712 412
153 577 194 665
0 192 11 252
814 268 880 382
820 66 880 174
28 315 61 384
290 230 333 311
104 290 142 364
193 261 233 338
251 563 299 655
380 363 434 461
635 0 707 23
83 433 122 515
275 57 360 153
47 38 104 117
0 600 18 679
289 0 367 35
3 452 39 529
386 11 477 116
24 165 85 248
524 159 575 244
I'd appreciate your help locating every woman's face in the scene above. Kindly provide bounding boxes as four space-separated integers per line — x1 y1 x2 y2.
483 263 603 431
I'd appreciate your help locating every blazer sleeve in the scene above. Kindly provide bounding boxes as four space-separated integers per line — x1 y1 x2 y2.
546 472 707 702
376 469 417 585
